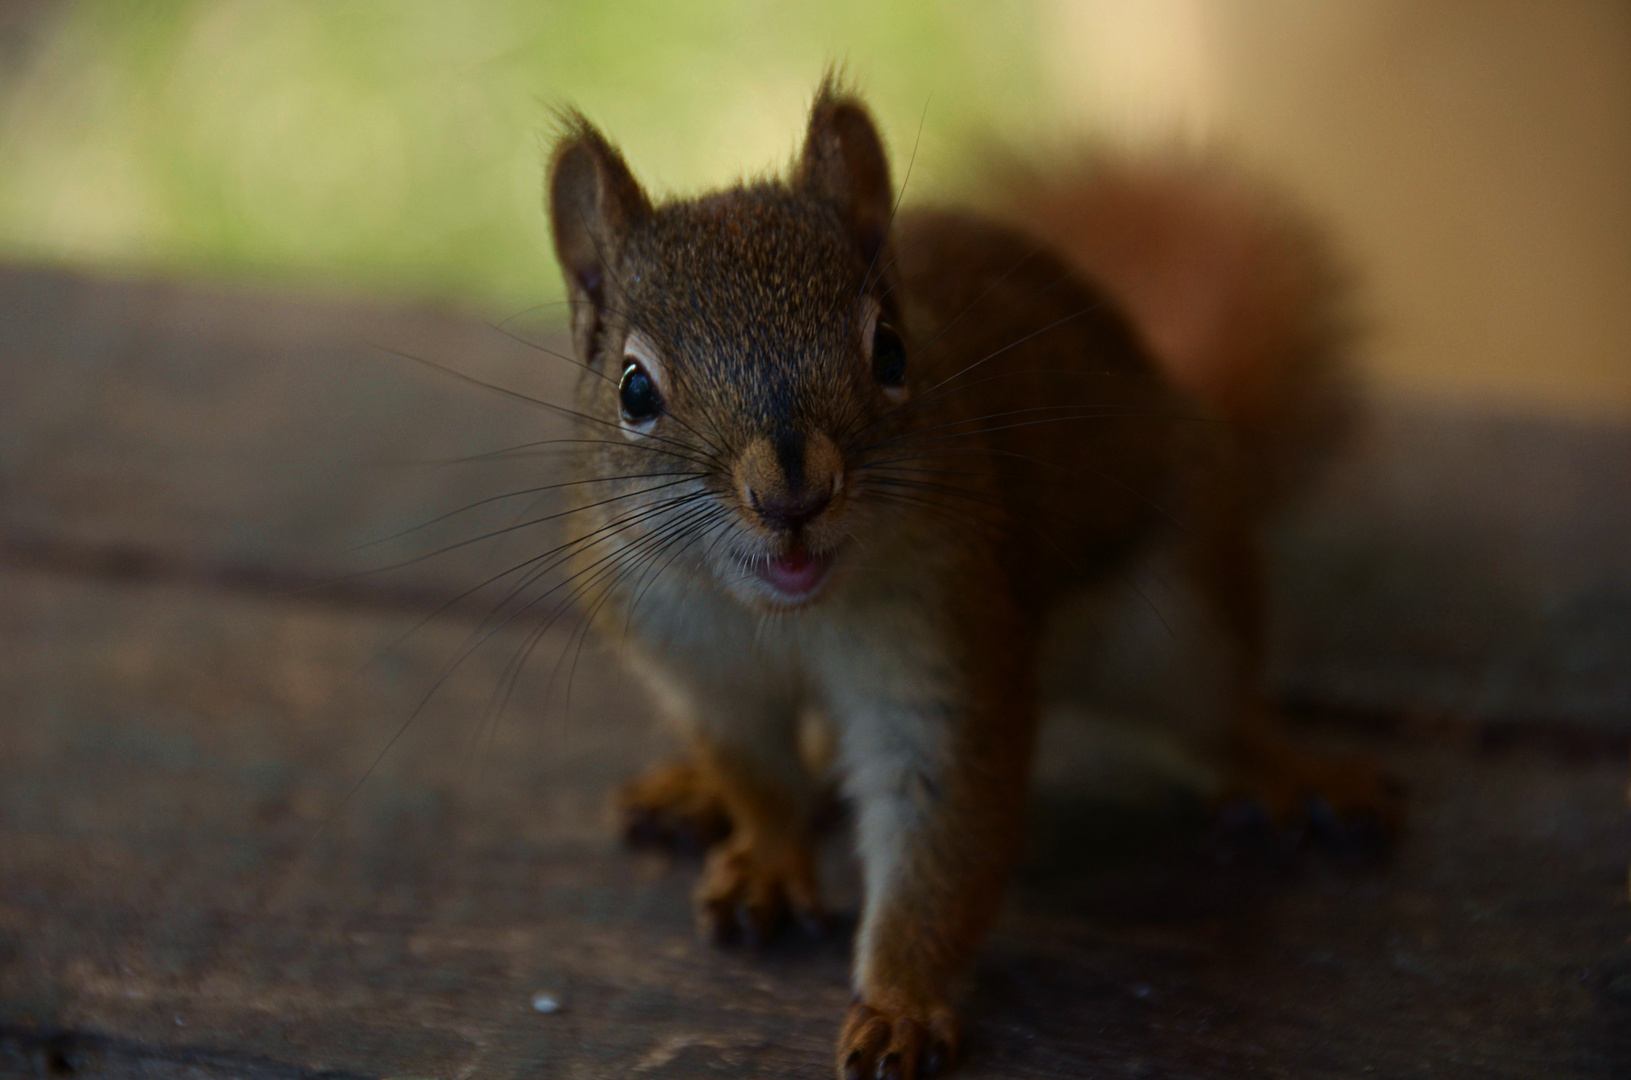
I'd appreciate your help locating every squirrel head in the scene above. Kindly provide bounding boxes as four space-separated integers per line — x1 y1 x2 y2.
546 79 912 610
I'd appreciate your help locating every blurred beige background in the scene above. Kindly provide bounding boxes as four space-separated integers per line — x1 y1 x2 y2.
1 1 1627 423
1047 0 1631 422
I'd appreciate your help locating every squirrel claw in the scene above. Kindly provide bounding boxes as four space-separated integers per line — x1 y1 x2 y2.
1220 724 1402 836
695 834 821 949
617 759 732 855
838 1000 957 1080
1213 735 1401 859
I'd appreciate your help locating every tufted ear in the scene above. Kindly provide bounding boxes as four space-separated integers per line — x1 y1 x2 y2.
547 114 651 359
795 80 895 267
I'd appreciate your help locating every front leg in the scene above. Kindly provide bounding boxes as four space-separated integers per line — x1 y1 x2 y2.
1188 507 1401 832
619 757 733 854
831 630 1035 1078
622 649 825 944
688 731 825 945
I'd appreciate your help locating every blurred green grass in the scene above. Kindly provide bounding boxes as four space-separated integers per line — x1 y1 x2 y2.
0 1 1051 315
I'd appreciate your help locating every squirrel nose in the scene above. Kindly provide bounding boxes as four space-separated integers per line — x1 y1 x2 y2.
750 485 831 532
734 430 845 533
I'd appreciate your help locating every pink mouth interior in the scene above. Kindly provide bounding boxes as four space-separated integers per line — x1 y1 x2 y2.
758 543 831 598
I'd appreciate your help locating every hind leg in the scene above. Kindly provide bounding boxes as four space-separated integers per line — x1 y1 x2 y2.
1191 506 1401 832
1220 705 1400 831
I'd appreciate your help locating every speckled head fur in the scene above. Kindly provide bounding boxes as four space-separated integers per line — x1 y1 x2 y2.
547 78 911 610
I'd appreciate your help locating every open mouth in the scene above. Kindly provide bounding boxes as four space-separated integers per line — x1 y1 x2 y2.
754 542 834 601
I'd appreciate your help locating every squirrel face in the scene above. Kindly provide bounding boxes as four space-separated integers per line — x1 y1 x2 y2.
548 90 908 610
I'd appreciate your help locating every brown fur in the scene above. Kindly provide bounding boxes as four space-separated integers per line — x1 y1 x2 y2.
545 76 1392 1079
993 155 1356 510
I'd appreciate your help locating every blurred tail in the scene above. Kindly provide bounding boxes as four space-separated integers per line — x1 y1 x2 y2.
993 154 1356 509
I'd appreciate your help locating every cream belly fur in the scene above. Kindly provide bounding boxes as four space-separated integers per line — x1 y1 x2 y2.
595 515 987 993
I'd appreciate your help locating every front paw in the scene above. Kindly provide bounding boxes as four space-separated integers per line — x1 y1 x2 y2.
838 998 958 1079
695 833 823 947
617 758 732 854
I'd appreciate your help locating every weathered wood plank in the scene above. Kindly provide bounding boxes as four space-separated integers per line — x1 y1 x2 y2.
0 265 578 602
0 565 1626 1078
0 265 1627 1077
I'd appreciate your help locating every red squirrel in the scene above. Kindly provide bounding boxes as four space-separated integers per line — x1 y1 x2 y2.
545 76 1391 1079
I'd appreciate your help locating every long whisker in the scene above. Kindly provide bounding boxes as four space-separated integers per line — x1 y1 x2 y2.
414 437 714 472
483 320 615 386
505 500 722 729
493 298 570 330
344 469 707 553
860 489 1000 538
884 297 1108 436
842 245 1056 442
915 250 1056 358
856 462 1006 480
319 486 721 828
855 94 930 304
314 526 646 835
848 364 1177 447
305 475 709 589
862 405 1225 456
473 500 724 773
845 257 1132 457
403 336 729 465
864 444 1188 532
861 403 1140 453
554 501 728 714
625 507 735 629
463 487 722 627
375 345 718 464
863 477 1077 566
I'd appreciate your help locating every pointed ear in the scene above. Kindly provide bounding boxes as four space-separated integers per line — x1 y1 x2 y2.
547 115 651 358
795 84 894 266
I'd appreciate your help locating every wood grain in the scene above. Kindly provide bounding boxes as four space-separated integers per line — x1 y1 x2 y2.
0 266 1626 1077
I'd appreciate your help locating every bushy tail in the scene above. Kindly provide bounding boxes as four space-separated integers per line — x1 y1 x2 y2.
993 154 1356 510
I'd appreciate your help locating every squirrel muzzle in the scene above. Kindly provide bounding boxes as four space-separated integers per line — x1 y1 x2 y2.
734 429 846 538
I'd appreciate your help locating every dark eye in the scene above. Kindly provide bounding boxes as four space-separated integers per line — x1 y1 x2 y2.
619 362 661 422
872 320 906 387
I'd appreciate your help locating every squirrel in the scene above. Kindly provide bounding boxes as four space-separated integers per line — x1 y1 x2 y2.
544 75 1394 1080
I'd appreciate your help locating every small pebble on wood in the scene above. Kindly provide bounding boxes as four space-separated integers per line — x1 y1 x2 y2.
532 992 562 1014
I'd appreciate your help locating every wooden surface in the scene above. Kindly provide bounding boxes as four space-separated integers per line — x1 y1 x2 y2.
1 266 1628 1078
